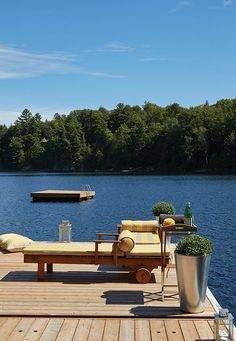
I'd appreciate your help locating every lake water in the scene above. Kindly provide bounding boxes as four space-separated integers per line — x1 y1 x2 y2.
0 173 235 317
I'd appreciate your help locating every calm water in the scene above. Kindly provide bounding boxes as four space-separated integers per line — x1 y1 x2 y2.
0 173 235 317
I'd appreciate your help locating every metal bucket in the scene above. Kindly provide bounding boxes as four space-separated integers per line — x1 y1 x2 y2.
175 253 211 313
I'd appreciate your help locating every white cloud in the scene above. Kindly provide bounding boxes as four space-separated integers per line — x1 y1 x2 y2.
105 42 134 53
0 46 78 79
79 69 126 78
170 1 192 13
84 42 134 54
139 57 168 62
224 0 236 6
0 45 125 79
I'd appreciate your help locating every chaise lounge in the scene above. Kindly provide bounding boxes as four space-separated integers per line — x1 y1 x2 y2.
23 221 170 283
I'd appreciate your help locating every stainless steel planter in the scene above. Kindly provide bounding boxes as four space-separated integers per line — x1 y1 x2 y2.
175 253 211 313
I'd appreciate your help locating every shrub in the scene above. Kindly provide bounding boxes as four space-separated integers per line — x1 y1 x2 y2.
152 201 175 216
175 234 212 256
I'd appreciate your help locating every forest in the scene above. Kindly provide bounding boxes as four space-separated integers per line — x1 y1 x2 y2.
0 99 235 173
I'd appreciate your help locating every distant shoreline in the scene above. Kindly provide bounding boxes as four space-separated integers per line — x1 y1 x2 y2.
0 169 235 176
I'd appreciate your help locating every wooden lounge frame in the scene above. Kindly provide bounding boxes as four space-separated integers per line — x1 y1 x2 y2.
24 233 169 284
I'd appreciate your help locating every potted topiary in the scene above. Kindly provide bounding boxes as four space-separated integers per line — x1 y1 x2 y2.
152 201 176 245
175 234 212 313
152 201 175 222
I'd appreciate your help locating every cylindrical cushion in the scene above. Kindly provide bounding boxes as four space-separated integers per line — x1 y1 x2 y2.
159 214 185 224
163 218 175 226
120 220 158 232
118 230 135 252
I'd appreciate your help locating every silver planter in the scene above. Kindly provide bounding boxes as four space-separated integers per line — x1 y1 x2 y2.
175 253 211 313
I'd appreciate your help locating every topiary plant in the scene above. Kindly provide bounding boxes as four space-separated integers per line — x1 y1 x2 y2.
152 201 175 216
175 234 212 256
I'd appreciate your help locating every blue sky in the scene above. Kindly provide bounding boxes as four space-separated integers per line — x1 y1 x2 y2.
0 0 236 125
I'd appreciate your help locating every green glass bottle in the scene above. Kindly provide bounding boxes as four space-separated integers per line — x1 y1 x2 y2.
184 202 193 225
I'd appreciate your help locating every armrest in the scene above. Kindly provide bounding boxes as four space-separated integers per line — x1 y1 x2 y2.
94 240 120 244
96 233 119 240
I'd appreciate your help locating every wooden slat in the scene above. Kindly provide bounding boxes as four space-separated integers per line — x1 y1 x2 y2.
72 319 92 341
194 320 214 340
150 320 167 341
7 317 35 341
179 320 199 341
39 318 64 341
87 319 106 341
165 320 184 341
56 319 79 341
0 317 21 341
0 317 8 328
23 318 50 341
119 320 135 341
135 319 151 341
103 319 120 341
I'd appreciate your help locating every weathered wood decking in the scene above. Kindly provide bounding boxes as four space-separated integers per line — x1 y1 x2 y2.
0 317 217 341
0 251 216 318
31 190 95 201
0 250 223 340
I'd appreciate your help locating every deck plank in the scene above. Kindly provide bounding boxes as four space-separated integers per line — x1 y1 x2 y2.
194 320 214 340
56 319 79 341
87 319 106 341
165 320 184 341
179 320 199 341
39 318 64 341
103 319 120 341
0 317 21 341
72 319 92 341
0 317 8 327
150 320 168 341
135 319 151 341
7 317 35 341
119 320 135 341
24 318 50 341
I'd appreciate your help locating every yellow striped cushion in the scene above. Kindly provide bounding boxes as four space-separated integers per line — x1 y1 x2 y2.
120 220 158 232
118 230 135 252
133 232 160 244
127 244 170 257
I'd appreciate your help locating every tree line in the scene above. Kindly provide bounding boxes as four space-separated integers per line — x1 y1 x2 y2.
0 99 235 172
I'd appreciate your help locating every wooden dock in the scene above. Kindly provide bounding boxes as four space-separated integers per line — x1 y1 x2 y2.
0 249 229 340
31 190 95 201
0 317 218 341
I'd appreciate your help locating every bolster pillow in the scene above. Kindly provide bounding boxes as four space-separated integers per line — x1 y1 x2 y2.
120 220 158 233
159 214 185 224
118 230 135 252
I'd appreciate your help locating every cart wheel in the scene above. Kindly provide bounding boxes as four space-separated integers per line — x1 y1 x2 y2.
135 268 151 284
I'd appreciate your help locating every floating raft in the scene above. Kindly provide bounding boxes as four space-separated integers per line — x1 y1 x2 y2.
31 190 95 201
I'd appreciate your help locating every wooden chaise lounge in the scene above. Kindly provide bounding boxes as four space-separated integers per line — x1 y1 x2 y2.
23 230 170 284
